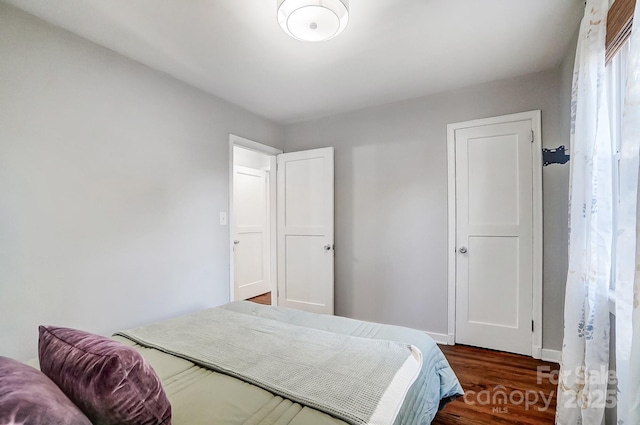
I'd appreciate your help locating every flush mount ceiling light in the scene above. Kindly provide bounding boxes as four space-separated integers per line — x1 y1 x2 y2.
277 0 349 42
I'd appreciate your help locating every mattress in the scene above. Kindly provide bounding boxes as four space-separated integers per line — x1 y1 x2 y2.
114 302 462 425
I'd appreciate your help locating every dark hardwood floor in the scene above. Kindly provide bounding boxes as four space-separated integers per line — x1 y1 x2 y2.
247 292 271 305
433 344 558 425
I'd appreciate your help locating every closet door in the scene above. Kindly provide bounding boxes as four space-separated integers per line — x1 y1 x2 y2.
452 116 538 356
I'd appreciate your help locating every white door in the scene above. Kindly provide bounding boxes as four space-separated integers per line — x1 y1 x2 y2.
453 119 535 356
277 147 334 314
233 165 270 300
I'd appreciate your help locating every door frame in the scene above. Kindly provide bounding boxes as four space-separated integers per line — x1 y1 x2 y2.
229 134 282 305
446 110 543 358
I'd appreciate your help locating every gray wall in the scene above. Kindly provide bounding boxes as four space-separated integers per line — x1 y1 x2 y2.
0 1 576 359
283 69 571 350
0 3 283 360
551 28 578 350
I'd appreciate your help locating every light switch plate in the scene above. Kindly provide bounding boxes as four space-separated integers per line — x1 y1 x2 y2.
219 212 227 226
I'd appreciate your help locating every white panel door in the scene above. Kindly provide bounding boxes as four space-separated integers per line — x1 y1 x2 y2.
277 147 334 314
455 120 534 355
233 165 270 300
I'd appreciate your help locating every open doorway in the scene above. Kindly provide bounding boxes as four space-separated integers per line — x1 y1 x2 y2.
229 134 335 314
229 135 280 305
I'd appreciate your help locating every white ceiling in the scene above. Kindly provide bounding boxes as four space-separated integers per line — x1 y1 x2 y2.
3 0 583 124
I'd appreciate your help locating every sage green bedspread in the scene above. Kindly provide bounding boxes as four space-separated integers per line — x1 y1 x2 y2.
114 334 346 425
114 302 462 425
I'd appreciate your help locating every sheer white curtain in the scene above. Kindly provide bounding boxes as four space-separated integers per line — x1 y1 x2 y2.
560 0 640 423
556 0 613 423
616 1 640 423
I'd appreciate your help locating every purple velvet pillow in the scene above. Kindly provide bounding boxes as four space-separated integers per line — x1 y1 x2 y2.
0 356 92 425
38 326 171 425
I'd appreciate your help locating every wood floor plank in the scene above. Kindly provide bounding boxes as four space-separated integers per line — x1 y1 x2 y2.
247 292 271 305
433 344 558 424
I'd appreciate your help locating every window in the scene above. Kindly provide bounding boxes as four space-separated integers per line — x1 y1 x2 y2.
605 0 634 306
606 40 629 296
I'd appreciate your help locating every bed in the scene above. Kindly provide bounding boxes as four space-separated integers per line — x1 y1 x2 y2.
111 301 463 425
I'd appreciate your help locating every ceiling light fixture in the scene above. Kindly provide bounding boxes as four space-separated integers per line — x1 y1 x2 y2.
277 0 349 42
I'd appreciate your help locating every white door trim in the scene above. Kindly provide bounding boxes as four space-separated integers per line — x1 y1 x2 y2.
446 111 543 358
229 134 282 305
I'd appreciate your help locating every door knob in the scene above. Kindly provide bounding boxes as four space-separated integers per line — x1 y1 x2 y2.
459 246 467 254
234 240 240 245
324 244 332 251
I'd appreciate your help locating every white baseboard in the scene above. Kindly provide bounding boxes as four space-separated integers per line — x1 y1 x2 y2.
447 333 455 345
424 331 451 345
541 349 562 364
533 346 542 360
426 330 562 362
